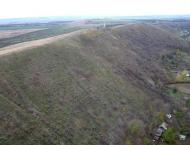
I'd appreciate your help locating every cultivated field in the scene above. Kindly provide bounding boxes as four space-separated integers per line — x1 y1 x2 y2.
0 29 85 56
0 24 82 48
0 29 46 39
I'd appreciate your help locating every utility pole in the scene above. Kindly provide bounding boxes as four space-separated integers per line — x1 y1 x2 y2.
103 21 106 28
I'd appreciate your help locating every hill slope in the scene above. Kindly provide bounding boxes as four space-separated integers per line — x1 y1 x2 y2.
0 23 190 145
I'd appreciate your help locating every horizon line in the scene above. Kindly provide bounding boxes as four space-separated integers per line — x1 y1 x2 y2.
1 14 190 20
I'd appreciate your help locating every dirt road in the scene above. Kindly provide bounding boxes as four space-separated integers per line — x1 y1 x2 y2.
0 29 84 57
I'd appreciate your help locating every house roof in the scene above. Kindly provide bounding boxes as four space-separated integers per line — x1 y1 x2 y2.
159 122 168 130
179 135 186 140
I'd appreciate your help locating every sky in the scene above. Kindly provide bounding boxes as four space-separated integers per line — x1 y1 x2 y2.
0 0 190 19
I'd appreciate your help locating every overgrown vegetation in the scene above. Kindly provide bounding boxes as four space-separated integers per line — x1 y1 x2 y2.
175 70 189 82
0 21 190 145
186 99 190 108
166 87 182 99
143 137 151 145
128 120 143 135
163 128 175 143
0 36 150 145
161 49 187 70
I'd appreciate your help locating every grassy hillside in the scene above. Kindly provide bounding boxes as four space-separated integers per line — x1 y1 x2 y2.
0 23 190 145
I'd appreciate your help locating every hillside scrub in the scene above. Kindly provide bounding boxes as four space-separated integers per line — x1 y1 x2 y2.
163 128 176 143
161 50 188 69
128 119 145 136
0 22 190 145
176 70 189 82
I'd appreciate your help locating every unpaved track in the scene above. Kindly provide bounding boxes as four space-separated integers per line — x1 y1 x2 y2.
0 29 84 57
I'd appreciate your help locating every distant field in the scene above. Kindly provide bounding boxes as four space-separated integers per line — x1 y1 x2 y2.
0 29 45 39
0 21 127 48
0 22 70 30
0 24 82 48
0 29 85 56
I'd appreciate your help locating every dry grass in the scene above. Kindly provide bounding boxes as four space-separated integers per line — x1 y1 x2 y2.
0 22 190 145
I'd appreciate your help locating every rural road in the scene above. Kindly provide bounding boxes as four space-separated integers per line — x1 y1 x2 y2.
0 29 85 57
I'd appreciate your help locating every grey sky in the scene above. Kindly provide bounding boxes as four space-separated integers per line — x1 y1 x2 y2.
0 0 190 19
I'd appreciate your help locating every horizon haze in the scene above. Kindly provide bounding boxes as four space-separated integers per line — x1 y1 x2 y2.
0 0 190 19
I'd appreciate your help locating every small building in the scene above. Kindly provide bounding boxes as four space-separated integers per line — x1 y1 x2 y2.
153 122 168 142
179 134 186 141
166 114 172 119
159 122 168 130
153 128 164 141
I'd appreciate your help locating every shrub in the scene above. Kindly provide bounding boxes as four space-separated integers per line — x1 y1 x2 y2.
143 137 151 145
167 88 182 99
156 112 165 122
163 128 175 143
125 140 132 145
176 70 189 82
175 111 185 119
186 99 190 108
128 119 144 135
172 88 178 94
